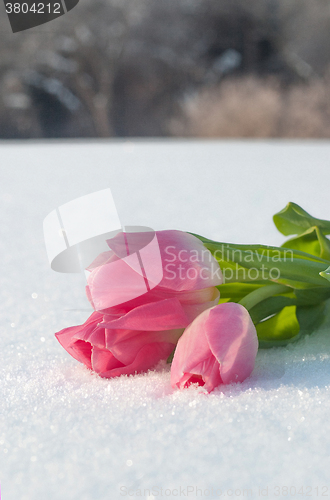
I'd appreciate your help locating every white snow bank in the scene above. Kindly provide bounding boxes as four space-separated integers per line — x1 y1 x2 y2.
1 140 330 500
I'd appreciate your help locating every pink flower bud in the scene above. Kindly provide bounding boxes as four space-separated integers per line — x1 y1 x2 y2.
171 302 259 392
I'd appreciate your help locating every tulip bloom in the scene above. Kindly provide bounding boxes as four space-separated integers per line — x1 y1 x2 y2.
55 311 185 378
171 302 259 392
55 230 223 378
85 230 222 318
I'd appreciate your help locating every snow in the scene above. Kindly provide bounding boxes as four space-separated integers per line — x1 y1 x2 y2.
1 139 330 500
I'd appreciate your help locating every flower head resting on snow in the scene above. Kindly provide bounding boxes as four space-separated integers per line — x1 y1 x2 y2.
171 302 259 393
55 230 223 378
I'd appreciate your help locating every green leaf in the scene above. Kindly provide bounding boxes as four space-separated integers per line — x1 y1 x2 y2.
238 283 289 310
319 266 330 283
249 295 296 324
296 303 326 335
193 233 329 264
217 283 264 302
294 287 330 306
273 202 330 236
257 302 327 348
200 240 329 287
248 287 330 324
282 226 330 261
257 305 300 346
317 228 330 260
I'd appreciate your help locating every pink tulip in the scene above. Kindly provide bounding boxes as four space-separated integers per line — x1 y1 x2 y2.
86 230 222 314
55 311 184 378
171 302 259 392
55 230 223 378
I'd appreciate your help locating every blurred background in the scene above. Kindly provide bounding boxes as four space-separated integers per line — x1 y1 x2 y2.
2 0 330 139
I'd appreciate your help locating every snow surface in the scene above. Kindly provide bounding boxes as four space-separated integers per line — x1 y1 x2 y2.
1 140 330 500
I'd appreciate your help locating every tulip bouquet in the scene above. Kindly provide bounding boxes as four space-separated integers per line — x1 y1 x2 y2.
55 203 330 392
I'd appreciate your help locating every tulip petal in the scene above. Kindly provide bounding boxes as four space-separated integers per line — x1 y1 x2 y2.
156 230 222 291
75 323 106 349
206 303 259 384
170 310 213 389
96 342 175 378
55 311 102 368
181 287 220 323
107 231 164 289
90 285 218 318
105 328 183 365
187 356 223 392
69 340 93 369
86 230 221 313
101 298 190 331
106 230 221 289
87 255 148 310
178 356 222 391
91 346 125 374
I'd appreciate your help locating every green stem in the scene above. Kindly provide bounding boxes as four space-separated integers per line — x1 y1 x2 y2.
238 284 289 311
